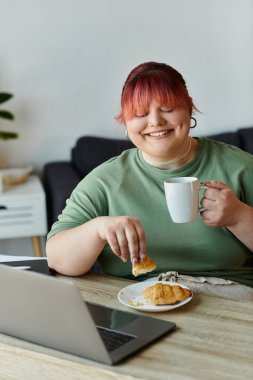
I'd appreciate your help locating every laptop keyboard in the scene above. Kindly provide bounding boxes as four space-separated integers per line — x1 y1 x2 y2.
97 326 135 352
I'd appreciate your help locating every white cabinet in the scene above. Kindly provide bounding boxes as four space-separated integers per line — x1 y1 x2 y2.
0 176 47 256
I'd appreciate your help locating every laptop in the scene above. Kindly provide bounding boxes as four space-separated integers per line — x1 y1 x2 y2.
1 258 54 276
0 265 176 365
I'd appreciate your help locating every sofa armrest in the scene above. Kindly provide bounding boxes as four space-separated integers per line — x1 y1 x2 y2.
43 162 81 230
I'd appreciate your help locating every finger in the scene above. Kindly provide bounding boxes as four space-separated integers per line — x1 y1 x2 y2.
203 188 221 201
201 212 220 227
204 180 230 190
106 233 124 260
125 223 140 265
201 208 215 224
116 230 129 263
134 220 147 261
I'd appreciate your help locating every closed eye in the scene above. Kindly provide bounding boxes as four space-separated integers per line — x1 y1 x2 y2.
135 113 148 118
161 108 174 113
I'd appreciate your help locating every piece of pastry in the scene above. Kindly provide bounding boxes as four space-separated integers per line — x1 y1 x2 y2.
132 256 157 277
143 283 191 305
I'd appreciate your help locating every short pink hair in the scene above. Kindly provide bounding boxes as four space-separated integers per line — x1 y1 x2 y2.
116 62 198 123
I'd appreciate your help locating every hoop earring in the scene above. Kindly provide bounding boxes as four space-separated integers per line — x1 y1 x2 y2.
125 129 128 138
190 117 197 129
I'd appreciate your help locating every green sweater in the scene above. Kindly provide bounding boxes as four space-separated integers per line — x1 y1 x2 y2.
48 138 253 287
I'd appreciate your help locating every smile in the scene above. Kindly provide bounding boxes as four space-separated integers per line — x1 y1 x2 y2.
146 130 173 137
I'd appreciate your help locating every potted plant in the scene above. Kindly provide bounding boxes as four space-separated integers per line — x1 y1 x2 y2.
0 92 32 189
0 92 17 140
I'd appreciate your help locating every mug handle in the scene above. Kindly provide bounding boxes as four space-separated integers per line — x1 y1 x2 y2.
199 183 208 213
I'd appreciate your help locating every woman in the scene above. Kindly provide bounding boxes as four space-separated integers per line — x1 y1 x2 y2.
46 62 253 298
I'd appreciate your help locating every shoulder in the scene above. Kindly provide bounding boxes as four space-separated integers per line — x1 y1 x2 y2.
75 148 138 188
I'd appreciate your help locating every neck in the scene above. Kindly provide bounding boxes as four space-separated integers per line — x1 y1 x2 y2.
142 138 194 169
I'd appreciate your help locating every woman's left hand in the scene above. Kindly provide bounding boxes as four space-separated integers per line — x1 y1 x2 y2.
201 180 243 227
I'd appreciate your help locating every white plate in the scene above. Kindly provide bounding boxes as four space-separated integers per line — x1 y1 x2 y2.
118 280 193 312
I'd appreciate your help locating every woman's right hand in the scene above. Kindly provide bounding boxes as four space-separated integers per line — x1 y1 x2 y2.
96 216 147 265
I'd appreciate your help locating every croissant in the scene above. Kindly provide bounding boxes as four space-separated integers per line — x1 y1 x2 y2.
143 283 191 305
132 256 156 277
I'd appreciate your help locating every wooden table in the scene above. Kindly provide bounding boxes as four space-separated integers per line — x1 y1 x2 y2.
0 273 252 380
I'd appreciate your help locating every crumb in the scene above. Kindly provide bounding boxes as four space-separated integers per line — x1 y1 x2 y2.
129 300 143 306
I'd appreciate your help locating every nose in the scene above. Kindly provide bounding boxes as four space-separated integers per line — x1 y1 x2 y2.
148 110 165 127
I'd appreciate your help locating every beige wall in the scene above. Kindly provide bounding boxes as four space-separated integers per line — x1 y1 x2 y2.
0 0 253 174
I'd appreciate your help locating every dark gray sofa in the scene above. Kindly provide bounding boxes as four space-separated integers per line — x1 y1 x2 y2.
44 127 253 231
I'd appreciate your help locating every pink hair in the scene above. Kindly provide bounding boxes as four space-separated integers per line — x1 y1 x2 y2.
116 62 198 123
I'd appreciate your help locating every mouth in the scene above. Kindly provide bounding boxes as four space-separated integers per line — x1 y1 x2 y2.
145 129 174 138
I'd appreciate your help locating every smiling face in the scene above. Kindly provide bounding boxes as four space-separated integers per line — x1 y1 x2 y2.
116 62 197 163
125 99 191 163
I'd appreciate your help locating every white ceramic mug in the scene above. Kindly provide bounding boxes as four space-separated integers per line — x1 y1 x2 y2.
164 177 206 223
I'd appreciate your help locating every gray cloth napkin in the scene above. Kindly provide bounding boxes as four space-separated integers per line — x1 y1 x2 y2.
147 272 253 300
157 271 235 285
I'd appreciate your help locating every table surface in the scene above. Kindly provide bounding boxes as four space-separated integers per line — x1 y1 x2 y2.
0 273 252 380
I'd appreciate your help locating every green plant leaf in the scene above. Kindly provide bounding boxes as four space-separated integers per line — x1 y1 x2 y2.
0 93 13 104
0 131 18 140
0 110 14 120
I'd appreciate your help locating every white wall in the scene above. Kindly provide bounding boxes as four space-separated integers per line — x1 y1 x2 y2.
0 0 253 173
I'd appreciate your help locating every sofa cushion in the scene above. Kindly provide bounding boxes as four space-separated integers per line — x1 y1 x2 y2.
238 127 253 155
71 136 134 178
206 131 242 148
